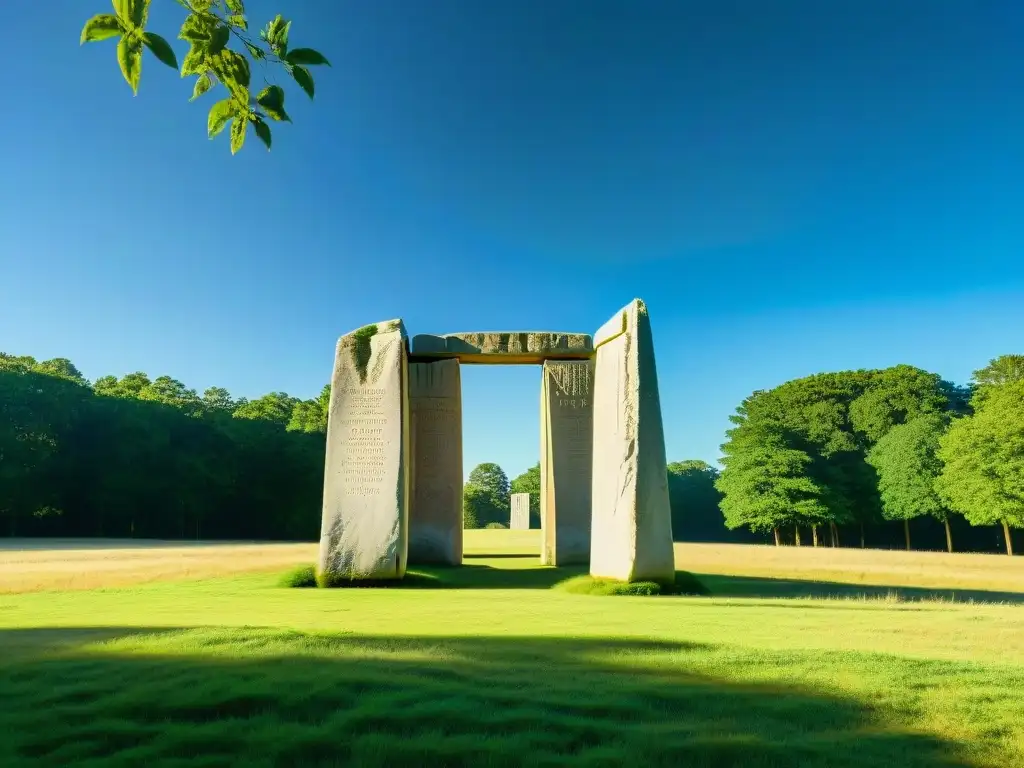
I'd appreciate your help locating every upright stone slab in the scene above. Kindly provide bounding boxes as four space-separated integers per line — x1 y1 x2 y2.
408 359 463 565
318 320 409 581
540 360 594 566
590 300 675 583
510 493 531 530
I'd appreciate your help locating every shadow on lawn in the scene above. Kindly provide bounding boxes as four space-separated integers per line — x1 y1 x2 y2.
0 627 977 768
697 573 1024 605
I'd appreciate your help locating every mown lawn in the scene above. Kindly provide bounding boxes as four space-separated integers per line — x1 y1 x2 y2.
1 535 1023 767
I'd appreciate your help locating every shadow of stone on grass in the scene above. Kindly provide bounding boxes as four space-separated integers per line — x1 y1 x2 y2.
0 627 981 768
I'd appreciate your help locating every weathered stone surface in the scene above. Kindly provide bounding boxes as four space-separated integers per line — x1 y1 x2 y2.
411 332 593 364
510 493 530 530
318 320 409 581
590 300 675 583
540 360 594 565
408 359 463 565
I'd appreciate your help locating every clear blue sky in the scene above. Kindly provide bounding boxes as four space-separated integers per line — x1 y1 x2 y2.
3 1 1023 481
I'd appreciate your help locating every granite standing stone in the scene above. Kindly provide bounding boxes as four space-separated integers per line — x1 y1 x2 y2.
589 300 675 583
540 360 594 565
318 320 409 581
510 493 531 530
408 359 463 565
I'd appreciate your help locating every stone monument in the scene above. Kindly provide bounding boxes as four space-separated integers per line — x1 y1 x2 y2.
408 359 463 565
318 320 409 581
316 299 675 585
589 300 675 583
510 493 530 530
540 360 593 565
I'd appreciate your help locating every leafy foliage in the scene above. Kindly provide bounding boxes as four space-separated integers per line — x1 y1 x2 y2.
0 352 327 539
79 0 329 153
936 379 1024 553
666 460 723 542
462 463 510 529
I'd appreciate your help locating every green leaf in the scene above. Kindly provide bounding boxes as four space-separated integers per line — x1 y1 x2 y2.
190 72 213 101
142 32 178 70
256 85 289 122
179 13 216 43
243 41 265 60
285 48 330 67
226 14 247 31
181 43 206 76
226 0 245 13
208 98 236 138
80 14 123 44
252 117 271 151
230 115 248 154
111 0 132 25
291 65 314 99
211 49 250 91
128 0 150 28
209 25 231 55
117 36 143 95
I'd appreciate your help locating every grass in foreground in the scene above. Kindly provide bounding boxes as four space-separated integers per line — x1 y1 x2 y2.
2 534 1024 766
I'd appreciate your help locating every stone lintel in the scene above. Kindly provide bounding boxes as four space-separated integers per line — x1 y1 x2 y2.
410 332 593 365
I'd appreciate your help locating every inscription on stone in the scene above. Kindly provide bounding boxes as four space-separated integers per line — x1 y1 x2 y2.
318 320 409 581
540 360 594 566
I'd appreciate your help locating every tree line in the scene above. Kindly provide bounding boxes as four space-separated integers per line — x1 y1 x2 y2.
4 349 1021 555
0 353 327 540
715 356 1023 555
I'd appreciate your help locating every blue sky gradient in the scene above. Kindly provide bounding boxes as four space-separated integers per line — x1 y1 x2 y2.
3 1 1023 480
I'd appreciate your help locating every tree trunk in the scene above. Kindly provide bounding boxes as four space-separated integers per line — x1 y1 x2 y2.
1003 520 1015 556
860 522 866 549
7 514 14 537
794 526 802 546
812 524 819 547
943 517 953 553
773 527 780 546
904 519 911 551
831 522 839 548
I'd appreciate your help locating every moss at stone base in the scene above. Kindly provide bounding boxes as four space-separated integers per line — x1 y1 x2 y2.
312 568 441 589
555 571 709 597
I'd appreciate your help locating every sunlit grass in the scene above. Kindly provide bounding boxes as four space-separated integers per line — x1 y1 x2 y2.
1 532 1024 765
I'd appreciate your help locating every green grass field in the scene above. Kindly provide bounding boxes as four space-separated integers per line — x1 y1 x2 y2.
2 533 1024 767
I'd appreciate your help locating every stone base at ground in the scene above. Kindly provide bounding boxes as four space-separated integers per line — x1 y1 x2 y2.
540 360 593 565
318 320 409 581
409 359 463 565
589 300 675 583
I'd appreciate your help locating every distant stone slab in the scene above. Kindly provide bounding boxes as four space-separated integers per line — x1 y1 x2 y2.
410 332 593 364
590 300 675 584
510 493 531 530
318 319 409 582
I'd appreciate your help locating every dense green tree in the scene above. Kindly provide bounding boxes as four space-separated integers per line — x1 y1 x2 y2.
970 355 1024 407
79 0 329 153
849 365 949 446
867 414 952 551
462 463 510 529
936 380 1024 555
509 463 541 528
233 392 299 425
717 436 829 545
666 460 723 542
202 386 237 413
1 350 323 542
287 385 330 434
